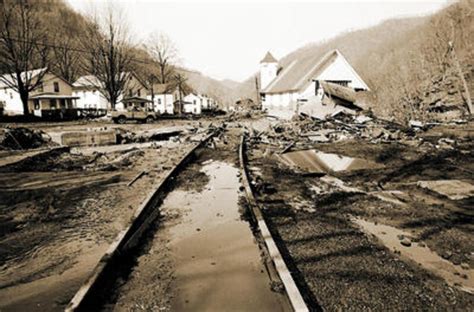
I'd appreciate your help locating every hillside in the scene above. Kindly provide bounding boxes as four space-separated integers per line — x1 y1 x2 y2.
178 68 237 109
238 0 474 122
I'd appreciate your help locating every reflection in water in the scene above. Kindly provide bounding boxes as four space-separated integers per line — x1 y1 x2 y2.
278 150 383 174
353 217 474 294
162 161 285 312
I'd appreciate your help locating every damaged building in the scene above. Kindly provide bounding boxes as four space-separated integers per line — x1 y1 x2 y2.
259 49 370 119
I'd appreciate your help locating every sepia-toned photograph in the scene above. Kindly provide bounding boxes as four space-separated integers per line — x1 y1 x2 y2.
0 0 472 311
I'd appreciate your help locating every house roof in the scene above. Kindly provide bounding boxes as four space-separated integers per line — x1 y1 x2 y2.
29 93 80 100
260 51 277 64
0 68 47 88
122 96 153 103
262 49 369 94
73 75 101 88
73 72 149 90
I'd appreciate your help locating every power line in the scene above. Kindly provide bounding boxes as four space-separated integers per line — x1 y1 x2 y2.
3 37 156 66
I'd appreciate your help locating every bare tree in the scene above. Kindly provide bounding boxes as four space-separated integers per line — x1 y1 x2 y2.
81 5 133 110
0 1 49 115
146 32 178 84
51 36 81 83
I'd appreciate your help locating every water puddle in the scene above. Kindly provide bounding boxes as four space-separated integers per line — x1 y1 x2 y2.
278 150 382 174
353 217 474 294
162 161 285 311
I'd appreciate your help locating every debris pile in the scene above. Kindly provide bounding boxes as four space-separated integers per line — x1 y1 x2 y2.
116 128 183 144
2 147 145 172
0 127 54 150
247 112 471 151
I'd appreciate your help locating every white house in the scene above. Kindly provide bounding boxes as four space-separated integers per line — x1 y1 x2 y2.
0 68 79 117
150 83 175 115
259 49 370 119
72 75 108 111
183 93 202 115
200 94 218 111
72 73 149 111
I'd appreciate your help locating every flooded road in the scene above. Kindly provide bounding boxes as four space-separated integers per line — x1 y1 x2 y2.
114 158 286 311
166 161 284 311
353 217 474 294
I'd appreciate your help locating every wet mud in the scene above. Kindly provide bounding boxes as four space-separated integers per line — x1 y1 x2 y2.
111 132 287 311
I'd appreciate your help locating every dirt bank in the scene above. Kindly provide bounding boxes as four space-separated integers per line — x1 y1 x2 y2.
0 129 205 311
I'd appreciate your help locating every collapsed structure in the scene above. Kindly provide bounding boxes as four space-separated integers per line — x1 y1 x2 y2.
259 49 370 119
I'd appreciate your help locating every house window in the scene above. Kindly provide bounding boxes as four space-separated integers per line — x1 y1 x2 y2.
54 82 60 92
50 99 57 109
158 98 161 104
60 99 66 108
38 82 44 92
129 90 133 97
34 100 40 110
137 88 141 96
10 92 13 99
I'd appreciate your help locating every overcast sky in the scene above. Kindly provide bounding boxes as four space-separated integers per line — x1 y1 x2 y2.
66 0 448 82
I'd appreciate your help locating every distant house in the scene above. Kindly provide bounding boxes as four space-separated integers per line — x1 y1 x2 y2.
183 92 202 115
259 50 370 119
150 83 175 115
72 73 150 111
200 94 218 111
0 68 79 118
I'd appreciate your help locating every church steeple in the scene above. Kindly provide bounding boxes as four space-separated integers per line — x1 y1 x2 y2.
260 51 278 91
260 51 277 64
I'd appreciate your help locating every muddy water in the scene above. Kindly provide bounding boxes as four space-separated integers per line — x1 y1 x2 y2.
162 161 285 311
353 217 474 294
278 150 382 174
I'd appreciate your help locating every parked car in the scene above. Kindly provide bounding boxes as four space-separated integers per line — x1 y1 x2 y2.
109 97 157 124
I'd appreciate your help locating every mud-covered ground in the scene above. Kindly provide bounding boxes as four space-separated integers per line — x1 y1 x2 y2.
107 128 288 311
0 120 211 311
245 121 474 310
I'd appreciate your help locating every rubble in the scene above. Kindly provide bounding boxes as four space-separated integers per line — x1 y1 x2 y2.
417 180 474 200
248 111 420 147
0 127 54 150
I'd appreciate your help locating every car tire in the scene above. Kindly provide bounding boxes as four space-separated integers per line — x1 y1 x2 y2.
145 116 154 124
117 116 126 124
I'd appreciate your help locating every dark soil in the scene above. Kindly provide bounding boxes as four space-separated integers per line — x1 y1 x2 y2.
246 137 474 310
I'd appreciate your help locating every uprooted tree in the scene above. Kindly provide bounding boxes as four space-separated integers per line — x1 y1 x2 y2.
0 0 50 115
81 5 133 110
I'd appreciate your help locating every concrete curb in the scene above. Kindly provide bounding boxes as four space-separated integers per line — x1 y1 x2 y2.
65 130 217 312
239 135 309 312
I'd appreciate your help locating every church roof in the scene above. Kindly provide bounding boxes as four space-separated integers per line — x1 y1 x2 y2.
260 51 277 63
262 49 369 94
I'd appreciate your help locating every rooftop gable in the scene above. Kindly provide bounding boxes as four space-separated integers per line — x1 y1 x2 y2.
260 51 277 64
262 49 369 94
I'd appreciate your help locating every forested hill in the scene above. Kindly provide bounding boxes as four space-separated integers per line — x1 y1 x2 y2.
237 0 474 123
0 0 242 109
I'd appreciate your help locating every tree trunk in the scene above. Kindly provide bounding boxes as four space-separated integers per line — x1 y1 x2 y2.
160 65 166 84
19 90 30 116
452 48 473 115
